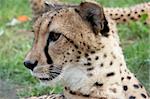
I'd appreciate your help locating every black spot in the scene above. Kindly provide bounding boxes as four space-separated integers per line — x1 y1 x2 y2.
91 51 95 54
119 44 122 47
109 61 113 65
115 13 118 16
98 42 102 45
127 76 131 80
130 17 135 20
101 45 105 48
78 51 81 54
111 30 114 33
69 90 76 95
121 14 123 17
80 34 83 37
94 82 103 87
70 40 74 44
110 13 112 16
64 87 68 90
110 88 117 93
67 52 70 55
75 8 79 13
83 42 86 46
141 9 144 12
134 75 137 77
33 2 37 6
141 93 147 98
87 58 91 61
111 52 116 59
84 63 91 66
139 84 143 88
120 63 122 66
69 60 73 62
120 70 122 74
138 15 141 18
103 54 107 58
76 56 80 59
74 45 78 49
124 69 127 72
87 67 94 71
133 84 139 89
121 77 124 81
106 72 115 77
128 14 131 16
83 94 90 97
123 85 128 91
123 19 126 22
95 56 99 60
100 63 104 67
86 62 91 66
129 96 136 99
76 60 79 62
51 16 54 20
144 19 148 24
61 94 65 98
47 21 51 27
135 11 137 14
85 53 89 57
64 60 67 63
87 45 90 49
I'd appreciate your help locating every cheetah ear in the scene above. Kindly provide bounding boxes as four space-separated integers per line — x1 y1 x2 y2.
30 0 56 21
77 2 109 36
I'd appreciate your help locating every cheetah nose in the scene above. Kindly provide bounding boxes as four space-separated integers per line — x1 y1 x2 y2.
24 60 38 70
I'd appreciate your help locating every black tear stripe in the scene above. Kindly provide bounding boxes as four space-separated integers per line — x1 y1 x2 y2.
44 33 70 64
44 33 53 64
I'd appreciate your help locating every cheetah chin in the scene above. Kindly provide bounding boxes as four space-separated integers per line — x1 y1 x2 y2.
32 65 63 86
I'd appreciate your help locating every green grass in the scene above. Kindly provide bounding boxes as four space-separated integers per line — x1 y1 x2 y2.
0 0 149 98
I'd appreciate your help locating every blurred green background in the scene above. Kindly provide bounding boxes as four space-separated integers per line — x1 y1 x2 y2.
0 0 149 98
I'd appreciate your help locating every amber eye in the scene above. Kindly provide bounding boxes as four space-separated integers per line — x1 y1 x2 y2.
48 31 61 42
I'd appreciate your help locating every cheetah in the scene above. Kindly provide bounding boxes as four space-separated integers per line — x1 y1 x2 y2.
24 0 150 99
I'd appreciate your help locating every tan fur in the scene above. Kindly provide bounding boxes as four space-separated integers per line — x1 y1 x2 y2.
24 0 150 99
104 2 150 24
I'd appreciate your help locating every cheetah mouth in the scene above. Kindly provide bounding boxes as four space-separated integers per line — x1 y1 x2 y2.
32 64 62 81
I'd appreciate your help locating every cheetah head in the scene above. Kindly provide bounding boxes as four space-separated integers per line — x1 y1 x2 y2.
24 1 109 86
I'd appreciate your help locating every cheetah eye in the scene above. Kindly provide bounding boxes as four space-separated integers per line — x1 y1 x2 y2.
48 31 61 42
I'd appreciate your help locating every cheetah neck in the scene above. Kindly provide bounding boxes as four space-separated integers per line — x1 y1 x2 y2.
62 35 129 98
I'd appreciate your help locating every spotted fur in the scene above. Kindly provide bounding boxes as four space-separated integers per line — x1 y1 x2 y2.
24 0 150 99
104 2 150 24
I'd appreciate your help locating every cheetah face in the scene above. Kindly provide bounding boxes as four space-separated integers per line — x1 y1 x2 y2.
24 2 109 85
